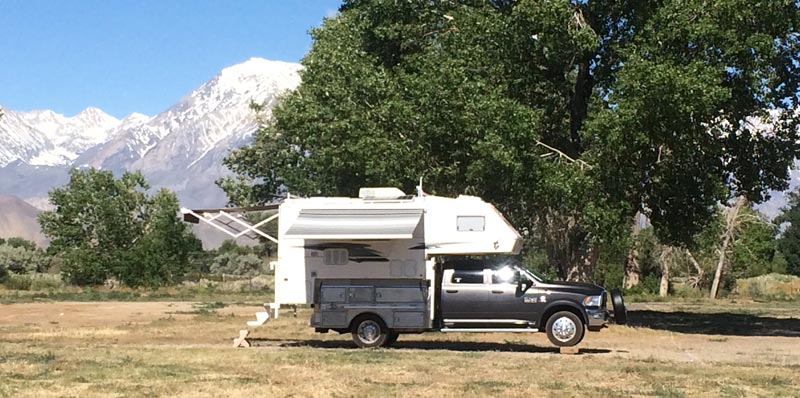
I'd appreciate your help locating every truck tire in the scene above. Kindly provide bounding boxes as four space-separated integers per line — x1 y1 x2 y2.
351 315 389 348
545 311 585 347
610 289 627 325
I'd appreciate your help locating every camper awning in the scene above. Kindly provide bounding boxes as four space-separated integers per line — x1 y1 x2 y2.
284 208 423 240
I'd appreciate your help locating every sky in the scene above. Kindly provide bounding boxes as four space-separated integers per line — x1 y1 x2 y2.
0 0 342 118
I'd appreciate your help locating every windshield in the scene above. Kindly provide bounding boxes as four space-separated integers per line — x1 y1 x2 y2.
516 266 544 284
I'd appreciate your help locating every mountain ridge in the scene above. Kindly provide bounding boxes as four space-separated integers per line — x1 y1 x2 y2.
0 194 47 247
0 57 302 211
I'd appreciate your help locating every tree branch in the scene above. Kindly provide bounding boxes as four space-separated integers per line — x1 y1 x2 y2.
534 139 594 170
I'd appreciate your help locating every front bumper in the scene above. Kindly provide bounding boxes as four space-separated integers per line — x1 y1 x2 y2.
585 308 608 331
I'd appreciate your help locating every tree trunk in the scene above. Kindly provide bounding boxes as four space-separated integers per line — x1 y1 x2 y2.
659 246 671 297
541 211 598 282
685 249 704 289
710 196 747 299
623 249 641 289
568 56 591 157
623 212 644 289
566 242 599 282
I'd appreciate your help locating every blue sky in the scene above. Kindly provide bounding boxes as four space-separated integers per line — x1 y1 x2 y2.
0 0 342 118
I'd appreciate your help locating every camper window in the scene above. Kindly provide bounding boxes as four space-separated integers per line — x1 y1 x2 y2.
456 216 485 232
324 248 349 265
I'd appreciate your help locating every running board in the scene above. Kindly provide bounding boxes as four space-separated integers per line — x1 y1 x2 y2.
441 328 539 333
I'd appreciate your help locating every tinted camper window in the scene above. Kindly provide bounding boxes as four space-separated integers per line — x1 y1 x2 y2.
457 216 485 232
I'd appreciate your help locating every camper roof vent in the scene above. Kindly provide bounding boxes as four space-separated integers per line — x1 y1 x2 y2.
359 187 408 200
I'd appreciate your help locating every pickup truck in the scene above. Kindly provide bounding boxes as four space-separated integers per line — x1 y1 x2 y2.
312 258 627 348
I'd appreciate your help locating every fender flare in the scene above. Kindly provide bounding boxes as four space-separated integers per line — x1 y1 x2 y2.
540 300 587 327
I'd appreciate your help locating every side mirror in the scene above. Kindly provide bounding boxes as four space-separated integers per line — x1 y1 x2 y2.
516 274 529 296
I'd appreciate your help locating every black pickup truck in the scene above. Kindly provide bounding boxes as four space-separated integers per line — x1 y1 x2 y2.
437 259 627 347
313 258 627 348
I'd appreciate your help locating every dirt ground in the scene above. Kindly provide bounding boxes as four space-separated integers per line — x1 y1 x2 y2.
1 301 798 364
1 300 798 397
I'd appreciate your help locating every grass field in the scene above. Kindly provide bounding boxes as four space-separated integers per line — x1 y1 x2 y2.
1 299 798 398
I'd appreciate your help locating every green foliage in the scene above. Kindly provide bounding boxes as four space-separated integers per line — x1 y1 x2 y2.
207 240 272 277
38 168 202 287
4 274 33 290
729 207 780 279
116 189 203 288
519 246 559 281
3 237 37 251
221 0 800 280
209 253 265 277
0 239 50 274
777 190 800 275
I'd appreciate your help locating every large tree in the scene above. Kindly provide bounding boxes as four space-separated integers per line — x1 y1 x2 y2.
39 168 201 286
222 0 800 281
777 190 800 276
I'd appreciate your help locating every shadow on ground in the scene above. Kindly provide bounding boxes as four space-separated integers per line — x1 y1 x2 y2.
627 310 800 337
250 338 612 354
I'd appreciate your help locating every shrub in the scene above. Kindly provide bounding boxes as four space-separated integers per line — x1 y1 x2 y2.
5 274 33 290
210 252 266 277
735 273 800 301
0 263 8 284
29 274 65 290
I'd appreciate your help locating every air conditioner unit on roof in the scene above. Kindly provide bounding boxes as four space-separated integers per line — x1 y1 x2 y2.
358 187 407 200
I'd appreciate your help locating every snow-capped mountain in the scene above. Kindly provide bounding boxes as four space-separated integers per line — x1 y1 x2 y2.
0 57 302 210
0 107 120 167
77 58 301 173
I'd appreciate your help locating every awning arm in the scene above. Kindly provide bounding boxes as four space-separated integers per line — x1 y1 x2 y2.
180 207 280 244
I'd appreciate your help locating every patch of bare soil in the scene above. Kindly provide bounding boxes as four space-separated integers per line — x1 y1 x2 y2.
0 302 260 328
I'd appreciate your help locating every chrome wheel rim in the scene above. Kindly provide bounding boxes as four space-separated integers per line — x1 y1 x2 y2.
552 316 577 342
357 320 381 344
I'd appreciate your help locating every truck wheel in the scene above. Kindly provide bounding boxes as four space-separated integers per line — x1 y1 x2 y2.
351 315 389 348
546 311 585 347
386 331 400 347
610 289 627 325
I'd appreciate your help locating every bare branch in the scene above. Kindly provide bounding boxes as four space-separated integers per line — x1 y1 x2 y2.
534 139 594 170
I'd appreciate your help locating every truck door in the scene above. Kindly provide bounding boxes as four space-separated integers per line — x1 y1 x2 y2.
487 267 541 326
441 269 490 320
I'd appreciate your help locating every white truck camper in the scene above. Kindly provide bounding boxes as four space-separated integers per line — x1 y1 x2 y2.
182 187 623 348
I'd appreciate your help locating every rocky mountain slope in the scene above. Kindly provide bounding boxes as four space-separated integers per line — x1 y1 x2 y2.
0 58 302 210
0 194 47 247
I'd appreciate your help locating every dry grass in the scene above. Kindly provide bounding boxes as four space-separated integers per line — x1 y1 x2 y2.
1 300 799 398
735 273 800 301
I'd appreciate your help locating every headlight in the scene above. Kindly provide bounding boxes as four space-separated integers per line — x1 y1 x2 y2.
582 295 602 307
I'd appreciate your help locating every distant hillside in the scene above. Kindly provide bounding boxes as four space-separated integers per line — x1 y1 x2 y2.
0 194 254 250
0 194 47 247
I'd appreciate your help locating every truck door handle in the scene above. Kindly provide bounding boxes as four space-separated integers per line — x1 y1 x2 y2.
445 289 458 293
491 290 504 294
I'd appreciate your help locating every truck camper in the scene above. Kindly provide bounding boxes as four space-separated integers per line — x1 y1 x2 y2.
182 187 625 348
